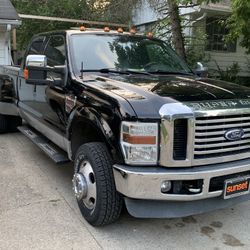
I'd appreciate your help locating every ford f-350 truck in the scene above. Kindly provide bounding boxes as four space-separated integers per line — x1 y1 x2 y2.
1 28 250 226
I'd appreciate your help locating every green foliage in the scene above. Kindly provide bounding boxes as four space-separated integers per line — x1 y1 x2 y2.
185 27 209 68
227 0 250 53
12 0 94 49
100 0 137 24
212 61 240 83
11 0 134 49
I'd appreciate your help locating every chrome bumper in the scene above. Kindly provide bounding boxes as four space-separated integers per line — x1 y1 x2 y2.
113 158 250 201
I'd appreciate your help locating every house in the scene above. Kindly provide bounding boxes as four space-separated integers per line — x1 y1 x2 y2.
0 0 21 68
133 0 250 78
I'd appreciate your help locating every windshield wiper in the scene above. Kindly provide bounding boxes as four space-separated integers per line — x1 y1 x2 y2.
146 70 193 76
80 68 128 75
80 68 152 76
123 69 152 76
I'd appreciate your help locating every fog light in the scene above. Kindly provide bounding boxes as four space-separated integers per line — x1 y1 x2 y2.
161 181 172 193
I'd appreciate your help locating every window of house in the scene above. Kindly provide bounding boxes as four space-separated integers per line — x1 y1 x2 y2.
206 17 236 52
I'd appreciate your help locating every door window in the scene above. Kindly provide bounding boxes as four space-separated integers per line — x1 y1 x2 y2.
44 36 66 66
23 36 46 68
27 36 46 55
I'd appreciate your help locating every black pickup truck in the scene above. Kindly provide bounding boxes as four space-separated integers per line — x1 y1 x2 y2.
1 28 250 226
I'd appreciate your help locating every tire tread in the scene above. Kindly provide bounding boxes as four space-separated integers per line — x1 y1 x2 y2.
75 142 123 226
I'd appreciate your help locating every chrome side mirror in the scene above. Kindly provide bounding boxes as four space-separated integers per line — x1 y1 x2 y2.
26 55 47 67
195 62 208 77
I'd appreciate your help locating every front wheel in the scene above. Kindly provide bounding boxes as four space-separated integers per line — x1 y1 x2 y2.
72 142 123 226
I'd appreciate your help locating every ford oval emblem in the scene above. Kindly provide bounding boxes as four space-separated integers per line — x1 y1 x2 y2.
224 129 244 141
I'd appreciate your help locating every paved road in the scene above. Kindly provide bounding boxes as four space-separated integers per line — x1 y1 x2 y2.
0 132 250 250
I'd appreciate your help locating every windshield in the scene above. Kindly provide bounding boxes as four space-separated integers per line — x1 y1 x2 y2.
70 34 192 75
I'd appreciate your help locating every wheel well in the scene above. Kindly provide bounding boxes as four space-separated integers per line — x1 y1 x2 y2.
70 121 107 159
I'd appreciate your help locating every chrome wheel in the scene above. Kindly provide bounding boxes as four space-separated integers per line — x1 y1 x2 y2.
73 160 97 210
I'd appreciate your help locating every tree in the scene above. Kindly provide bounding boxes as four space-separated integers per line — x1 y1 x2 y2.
167 0 186 59
146 0 218 60
12 0 94 48
97 0 137 24
227 0 250 53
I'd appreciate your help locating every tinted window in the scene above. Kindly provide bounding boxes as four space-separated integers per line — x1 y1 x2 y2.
44 36 66 66
27 36 45 55
70 34 192 75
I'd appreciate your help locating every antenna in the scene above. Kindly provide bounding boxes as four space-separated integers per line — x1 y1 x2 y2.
80 61 84 78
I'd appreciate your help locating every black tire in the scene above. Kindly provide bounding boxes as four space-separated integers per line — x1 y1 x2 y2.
74 142 123 226
7 115 22 132
0 115 8 133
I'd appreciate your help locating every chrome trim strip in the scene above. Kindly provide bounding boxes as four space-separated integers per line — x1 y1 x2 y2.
196 122 250 130
195 108 250 117
194 145 250 155
19 109 71 158
113 158 250 201
193 152 250 165
159 103 195 167
159 102 194 121
195 134 250 142
196 116 250 124
194 139 250 149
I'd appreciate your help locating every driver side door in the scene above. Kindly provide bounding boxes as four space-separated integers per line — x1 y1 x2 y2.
34 34 68 133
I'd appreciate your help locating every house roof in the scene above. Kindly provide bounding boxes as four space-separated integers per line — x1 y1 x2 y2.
0 0 21 24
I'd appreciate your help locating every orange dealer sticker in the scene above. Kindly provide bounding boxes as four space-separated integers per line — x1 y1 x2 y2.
224 177 250 199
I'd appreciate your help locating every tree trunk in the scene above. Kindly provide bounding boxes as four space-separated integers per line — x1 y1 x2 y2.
167 0 186 60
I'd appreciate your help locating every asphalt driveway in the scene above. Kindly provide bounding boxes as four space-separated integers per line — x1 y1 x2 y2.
0 132 249 250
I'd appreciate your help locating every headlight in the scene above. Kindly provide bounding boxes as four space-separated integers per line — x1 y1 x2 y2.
120 122 158 165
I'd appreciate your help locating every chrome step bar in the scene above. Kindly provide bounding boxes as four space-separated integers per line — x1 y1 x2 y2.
18 125 70 164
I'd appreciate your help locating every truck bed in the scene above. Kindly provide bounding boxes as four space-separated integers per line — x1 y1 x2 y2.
0 65 20 116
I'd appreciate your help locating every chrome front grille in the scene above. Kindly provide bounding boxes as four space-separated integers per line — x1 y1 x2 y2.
194 114 250 160
159 102 250 167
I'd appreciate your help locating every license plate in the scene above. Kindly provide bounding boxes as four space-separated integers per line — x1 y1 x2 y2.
224 176 250 199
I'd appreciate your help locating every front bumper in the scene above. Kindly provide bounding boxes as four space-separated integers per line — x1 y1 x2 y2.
124 194 250 218
113 158 250 201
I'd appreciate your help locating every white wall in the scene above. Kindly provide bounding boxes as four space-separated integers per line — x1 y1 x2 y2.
132 0 161 26
191 18 250 77
0 25 11 66
207 39 250 77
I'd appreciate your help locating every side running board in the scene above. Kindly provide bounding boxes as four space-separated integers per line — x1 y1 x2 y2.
18 125 70 164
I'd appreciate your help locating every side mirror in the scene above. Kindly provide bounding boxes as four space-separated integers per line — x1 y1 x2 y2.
25 55 50 85
25 55 65 85
194 62 208 78
26 55 47 67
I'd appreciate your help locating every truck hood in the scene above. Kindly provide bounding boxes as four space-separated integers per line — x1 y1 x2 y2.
91 74 250 118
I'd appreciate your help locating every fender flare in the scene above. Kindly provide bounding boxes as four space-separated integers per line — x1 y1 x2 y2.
66 106 122 160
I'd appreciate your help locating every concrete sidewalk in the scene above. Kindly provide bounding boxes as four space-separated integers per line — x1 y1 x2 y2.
0 133 249 250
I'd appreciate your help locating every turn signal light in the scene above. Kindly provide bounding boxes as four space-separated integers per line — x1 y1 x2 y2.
24 68 29 80
117 27 124 33
147 32 154 38
123 134 156 145
130 27 137 35
104 27 110 32
80 26 86 31
120 122 158 165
